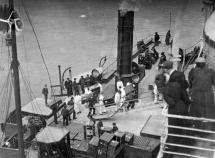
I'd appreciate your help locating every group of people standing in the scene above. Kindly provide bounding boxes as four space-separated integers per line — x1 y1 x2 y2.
64 74 99 96
114 80 136 112
155 57 215 157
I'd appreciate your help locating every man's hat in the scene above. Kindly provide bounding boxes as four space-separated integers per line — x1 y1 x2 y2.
195 57 206 63
160 61 173 69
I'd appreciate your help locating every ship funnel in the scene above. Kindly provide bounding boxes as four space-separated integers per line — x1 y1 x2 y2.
117 9 134 84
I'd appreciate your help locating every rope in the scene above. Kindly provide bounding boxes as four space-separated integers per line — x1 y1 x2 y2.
20 0 55 98
184 39 203 52
110 27 117 58
20 18 31 84
19 64 71 158
0 68 13 143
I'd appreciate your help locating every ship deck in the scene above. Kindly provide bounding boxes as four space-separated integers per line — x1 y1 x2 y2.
53 43 171 137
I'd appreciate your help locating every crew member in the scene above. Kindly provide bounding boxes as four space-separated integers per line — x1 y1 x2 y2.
42 84 48 105
154 73 166 103
65 78 72 96
73 78 79 96
98 92 106 114
79 76 85 94
67 97 77 120
120 86 126 110
158 52 166 69
97 120 103 137
165 30 171 45
112 122 118 133
114 90 121 111
85 74 91 87
126 91 136 110
188 57 215 131
88 95 96 116
116 79 124 91
154 32 160 45
61 105 69 126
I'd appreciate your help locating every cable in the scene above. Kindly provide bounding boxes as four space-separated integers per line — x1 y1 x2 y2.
0 68 13 143
19 64 70 157
184 39 203 52
20 0 55 98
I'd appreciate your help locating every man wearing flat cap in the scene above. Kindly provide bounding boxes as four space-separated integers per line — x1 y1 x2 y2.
188 57 215 131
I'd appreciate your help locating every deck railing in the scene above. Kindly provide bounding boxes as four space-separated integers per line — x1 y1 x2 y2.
101 35 155 79
157 103 215 158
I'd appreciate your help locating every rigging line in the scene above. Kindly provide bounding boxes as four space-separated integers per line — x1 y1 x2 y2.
0 65 12 104
0 70 13 143
7 46 11 69
19 64 36 100
184 39 203 52
0 69 12 140
20 79 70 158
20 0 55 97
18 67 63 157
109 27 117 60
21 26 30 83
0 36 3 56
20 62 90 157
0 77 9 118
17 0 21 13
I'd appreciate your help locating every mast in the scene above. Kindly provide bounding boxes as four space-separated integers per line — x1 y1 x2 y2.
9 0 25 157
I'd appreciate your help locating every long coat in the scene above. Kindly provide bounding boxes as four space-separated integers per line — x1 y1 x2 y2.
163 82 190 115
169 70 189 90
163 81 190 148
188 66 215 130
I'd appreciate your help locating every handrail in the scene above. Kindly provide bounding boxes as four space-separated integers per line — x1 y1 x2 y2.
101 34 156 75
162 104 215 122
163 142 215 152
102 59 117 74
159 103 215 158
184 39 203 52
161 150 207 158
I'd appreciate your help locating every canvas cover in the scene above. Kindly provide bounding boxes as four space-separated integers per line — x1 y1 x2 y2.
21 98 53 116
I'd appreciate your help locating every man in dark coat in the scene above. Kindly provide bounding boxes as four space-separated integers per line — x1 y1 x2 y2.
61 105 69 126
67 97 77 120
85 74 91 87
79 76 85 94
88 95 96 116
154 32 160 44
126 91 136 110
162 61 189 91
165 30 171 45
42 84 48 105
158 52 166 69
65 78 72 96
188 57 215 131
73 78 79 96
112 122 118 133
162 61 190 112
163 81 191 154
97 120 103 137
162 61 190 156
